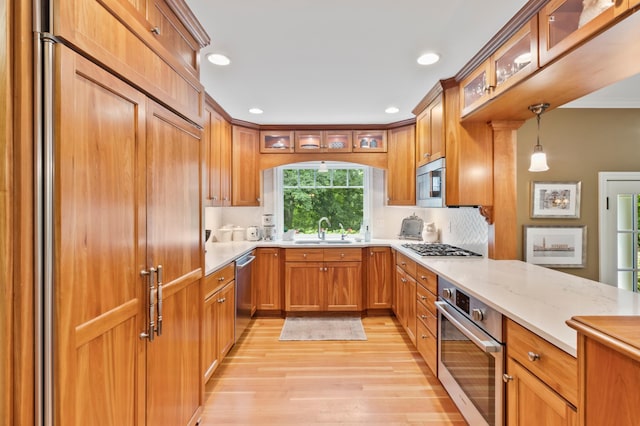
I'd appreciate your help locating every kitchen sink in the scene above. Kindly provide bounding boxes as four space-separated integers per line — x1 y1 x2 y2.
293 239 354 245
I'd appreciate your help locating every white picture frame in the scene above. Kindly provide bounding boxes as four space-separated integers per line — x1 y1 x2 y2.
531 181 581 218
524 225 587 268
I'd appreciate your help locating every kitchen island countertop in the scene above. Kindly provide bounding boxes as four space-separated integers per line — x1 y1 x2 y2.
204 239 640 356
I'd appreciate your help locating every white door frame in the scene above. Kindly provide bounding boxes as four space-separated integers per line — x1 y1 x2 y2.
598 171 640 284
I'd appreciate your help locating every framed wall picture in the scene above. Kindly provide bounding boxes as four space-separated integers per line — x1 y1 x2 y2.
531 181 581 218
524 225 587 268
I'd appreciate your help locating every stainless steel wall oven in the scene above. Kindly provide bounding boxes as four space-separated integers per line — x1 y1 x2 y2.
436 276 504 426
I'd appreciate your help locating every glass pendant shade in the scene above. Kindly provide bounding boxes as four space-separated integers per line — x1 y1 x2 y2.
527 103 550 172
318 161 328 173
529 145 549 172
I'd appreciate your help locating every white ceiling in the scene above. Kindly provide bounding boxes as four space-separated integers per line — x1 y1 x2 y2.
185 1 640 125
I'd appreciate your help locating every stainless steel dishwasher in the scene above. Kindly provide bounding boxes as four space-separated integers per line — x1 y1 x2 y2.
235 252 255 342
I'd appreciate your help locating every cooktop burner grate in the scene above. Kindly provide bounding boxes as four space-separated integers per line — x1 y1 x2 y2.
401 243 482 257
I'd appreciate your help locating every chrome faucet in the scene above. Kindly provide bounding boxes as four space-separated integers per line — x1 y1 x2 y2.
318 217 331 240
339 223 346 240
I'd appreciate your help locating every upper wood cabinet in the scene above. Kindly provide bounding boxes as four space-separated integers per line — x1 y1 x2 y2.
352 130 387 152
460 16 538 116
260 131 295 153
538 0 629 66
387 125 416 206
148 0 203 76
204 101 231 206
416 95 444 167
232 126 261 206
294 130 353 153
52 0 208 124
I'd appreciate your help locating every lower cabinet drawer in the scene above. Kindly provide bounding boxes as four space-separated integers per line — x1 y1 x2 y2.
285 248 324 261
204 262 235 299
417 320 437 375
416 301 437 336
416 283 437 316
506 319 577 405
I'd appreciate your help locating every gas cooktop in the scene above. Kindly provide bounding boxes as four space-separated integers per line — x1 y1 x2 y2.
401 243 482 257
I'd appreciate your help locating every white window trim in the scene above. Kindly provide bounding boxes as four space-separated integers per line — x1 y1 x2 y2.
275 161 372 238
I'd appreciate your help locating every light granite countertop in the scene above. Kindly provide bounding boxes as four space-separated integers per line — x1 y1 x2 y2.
204 239 640 357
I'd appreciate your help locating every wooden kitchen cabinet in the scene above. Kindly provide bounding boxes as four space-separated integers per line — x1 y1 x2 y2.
54 48 203 426
567 316 640 426
387 124 416 206
260 131 295 153
202 264 235 382
415 95 444 167
204 100 231 206
52 0 207 124
352 130 387 152
505 319 577 426
538 0 628 66
460 16 538 116
295 130 353 153
232 125 261 206
147 0 203 76
506 358 577 426
416 265 438 375
253 248 282 313
394 252 417 345
284 248 362 312
366 247 392 310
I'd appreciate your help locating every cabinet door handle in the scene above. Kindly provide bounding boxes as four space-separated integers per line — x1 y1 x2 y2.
340 253 345 258
217 297 226 303
370 251 374 256
420 314 427 319
140 267 156 341
421 334 429 340
218 276 225 282
303 253 307 258
155 265 163 337
502 374 513 383
420 275 427 280
274 253 278 257
527 351 540 362
421 295 427 300
150 26 161 36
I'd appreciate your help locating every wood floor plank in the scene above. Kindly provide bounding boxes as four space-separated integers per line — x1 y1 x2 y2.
201 316 466 425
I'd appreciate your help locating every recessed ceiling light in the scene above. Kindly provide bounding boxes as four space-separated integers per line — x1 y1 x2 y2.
206 53 231 66
417 52 440 66
249 107 263 114
385 106 400 114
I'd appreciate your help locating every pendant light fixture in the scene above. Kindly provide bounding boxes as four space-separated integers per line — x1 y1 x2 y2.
318 161 328 173
528 103 550 172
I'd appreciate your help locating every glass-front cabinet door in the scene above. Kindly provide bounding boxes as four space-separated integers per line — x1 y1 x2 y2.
260 131 295 153
295 131 323 152
323 130 352 153
539 0 628 66
491 16 538 96
352 130 387 153
460 63 491 116
294 130 353 153
461 16 538 116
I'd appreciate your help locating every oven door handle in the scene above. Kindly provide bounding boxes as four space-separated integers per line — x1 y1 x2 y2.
435 301 502 354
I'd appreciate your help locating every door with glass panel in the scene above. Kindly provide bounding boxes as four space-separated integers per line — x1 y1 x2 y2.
600 174 640 291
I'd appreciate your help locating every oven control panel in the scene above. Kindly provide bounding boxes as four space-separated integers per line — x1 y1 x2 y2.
438 276 503 342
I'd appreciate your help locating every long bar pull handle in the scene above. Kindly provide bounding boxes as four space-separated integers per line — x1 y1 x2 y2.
156 265 163 336
140 267 157 341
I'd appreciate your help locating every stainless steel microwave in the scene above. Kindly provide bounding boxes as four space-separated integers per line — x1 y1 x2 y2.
417 158 445 208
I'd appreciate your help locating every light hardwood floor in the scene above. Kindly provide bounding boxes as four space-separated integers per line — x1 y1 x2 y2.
201 316 466 425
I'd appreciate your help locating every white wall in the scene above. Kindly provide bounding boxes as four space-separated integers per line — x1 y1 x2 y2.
205 166 489 255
